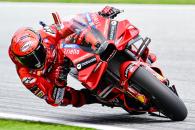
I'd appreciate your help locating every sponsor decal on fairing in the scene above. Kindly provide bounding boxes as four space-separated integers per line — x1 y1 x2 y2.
63 49 80 55
61 43 80 49
108 20 118 40
76 56 97 70
73 53 94 64
61 43 80 55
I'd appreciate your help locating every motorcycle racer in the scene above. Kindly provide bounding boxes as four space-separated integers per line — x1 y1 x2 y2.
8 6 121 107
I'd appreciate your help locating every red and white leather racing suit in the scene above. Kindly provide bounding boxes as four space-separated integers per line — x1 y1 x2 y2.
8 20 98 107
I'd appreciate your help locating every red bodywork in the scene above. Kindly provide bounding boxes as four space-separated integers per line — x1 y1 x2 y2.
59 12 167 112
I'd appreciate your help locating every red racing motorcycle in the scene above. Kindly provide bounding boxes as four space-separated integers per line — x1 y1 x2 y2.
53 10 187 121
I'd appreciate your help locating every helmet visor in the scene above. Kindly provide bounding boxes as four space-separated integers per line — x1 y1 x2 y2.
17 43 46 69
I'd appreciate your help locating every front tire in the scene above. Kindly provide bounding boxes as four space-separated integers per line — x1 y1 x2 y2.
130 67 187 121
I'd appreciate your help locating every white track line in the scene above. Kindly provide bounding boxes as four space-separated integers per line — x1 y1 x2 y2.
0 112 136 130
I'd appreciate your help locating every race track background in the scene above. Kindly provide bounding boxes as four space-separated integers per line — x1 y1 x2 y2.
0 3 195 130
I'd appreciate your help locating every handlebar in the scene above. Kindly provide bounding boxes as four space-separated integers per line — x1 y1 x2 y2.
108 9 124 19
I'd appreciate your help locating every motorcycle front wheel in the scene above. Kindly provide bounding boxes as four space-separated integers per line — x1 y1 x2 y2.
130 67 187 121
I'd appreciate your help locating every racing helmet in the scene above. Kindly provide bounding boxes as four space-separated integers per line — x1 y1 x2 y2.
10 27 46 69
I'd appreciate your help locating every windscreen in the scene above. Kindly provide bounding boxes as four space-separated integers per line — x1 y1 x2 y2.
71 13 107 47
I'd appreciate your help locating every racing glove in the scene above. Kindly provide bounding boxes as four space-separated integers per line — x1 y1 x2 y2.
54 66 68 87
99 6 120 19
52 64 69 105
54 58 71 87
52 58 71 105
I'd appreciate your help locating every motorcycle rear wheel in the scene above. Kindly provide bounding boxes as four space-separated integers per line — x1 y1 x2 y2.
130 67 187 121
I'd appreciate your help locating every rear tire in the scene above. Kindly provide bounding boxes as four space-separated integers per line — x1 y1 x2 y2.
130 67 187 121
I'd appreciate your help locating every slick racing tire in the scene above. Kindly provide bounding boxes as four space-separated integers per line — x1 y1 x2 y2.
130 67 188 121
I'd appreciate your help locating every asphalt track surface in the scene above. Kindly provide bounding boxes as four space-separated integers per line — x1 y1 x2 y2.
0 2 195 130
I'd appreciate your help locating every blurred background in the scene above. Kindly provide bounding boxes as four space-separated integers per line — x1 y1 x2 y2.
1 0 195 4
0 0 195 130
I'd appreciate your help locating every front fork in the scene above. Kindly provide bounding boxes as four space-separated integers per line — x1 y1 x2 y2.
120 61 178 112
119 60 173 111
119 61 148 111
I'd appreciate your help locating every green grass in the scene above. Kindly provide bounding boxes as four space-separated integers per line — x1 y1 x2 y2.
0 119 95 130
1 0 195 4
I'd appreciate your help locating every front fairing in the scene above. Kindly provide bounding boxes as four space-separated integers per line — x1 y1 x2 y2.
59 42 107 90
60 12 140 90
